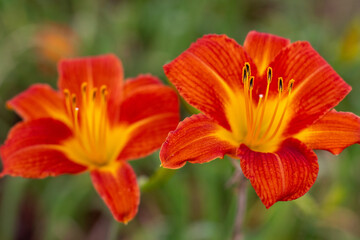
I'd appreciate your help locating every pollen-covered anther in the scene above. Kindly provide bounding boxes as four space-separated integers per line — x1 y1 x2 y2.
249 76 254 90
267 67 272 83
278 77 283 93
100 85 108 101
245 62 251 76
92 88 98 100
81 82 88 94
288 79 295 93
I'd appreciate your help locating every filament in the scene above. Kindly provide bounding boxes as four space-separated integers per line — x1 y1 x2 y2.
240 63 295 150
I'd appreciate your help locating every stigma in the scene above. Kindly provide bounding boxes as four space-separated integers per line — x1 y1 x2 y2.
241 62 295 152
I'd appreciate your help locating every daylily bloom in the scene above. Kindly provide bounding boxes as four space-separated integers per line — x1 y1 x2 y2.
160 31 360 208
0 54 179 223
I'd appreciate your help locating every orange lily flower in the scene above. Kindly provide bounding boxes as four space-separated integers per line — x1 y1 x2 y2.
0 54 179 223
160 31 360 208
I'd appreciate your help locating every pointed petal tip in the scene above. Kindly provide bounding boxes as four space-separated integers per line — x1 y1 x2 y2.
91 162 140 224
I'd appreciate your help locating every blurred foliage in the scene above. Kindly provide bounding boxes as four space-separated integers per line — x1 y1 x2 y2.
0 0 360 239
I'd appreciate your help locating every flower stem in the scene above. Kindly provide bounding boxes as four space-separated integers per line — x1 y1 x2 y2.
107 220 121 240
230 158 247 240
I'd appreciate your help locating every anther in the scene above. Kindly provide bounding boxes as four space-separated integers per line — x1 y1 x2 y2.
249 76 254 90
267 67 272 83
92 88 98 100
71 94 77 107
64 89 70 98
278 77 283 93
242 66 247 83
288 79 295 93
245 62 251 76
100 85 107 96
81 82 87 93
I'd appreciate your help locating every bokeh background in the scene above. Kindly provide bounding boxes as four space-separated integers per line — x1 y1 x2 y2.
0 0 360 239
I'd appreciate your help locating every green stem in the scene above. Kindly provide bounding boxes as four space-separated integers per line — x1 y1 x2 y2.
140 167 175 192
230 158 247 240
107 220 122 240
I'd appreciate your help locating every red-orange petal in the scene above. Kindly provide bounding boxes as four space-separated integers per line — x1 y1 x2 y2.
6 84 68 122
0 118 86 177
267 42 351 135
116 75 179 160
117 113 179 161
243 31 290 75
2 118 71 158
90 162 140 223
0 146 86 178
295 110 360 155
58 54 124 106
122 74 162 99
237 138 319 208
160 114 238 169
164 34 253 130
118 78 178 125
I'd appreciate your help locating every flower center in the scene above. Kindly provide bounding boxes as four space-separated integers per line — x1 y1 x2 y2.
241 62 295 152
63 83 110 167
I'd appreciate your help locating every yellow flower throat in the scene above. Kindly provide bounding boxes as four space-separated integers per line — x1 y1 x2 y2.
226 63 295 153
59 83 130 170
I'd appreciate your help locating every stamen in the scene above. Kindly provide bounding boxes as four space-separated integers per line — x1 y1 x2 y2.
242 63 251 130
257 81 282 141
71 94 77 108
100 85 107 98
245 62 251 76
249 76 254 90
278 77 283 93
242 66 247 83
63 89 72 116
81 82 87 94
288 79 295 93
248 94 264 143
99 85 108 145
248 76 254 131
266 80 295 141
267 67 272 83
92 88 97 100
70 94 80 133
81 82 88 103
253 67 272 140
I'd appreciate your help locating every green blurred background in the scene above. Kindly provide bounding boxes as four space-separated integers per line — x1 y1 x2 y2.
0 0 360 239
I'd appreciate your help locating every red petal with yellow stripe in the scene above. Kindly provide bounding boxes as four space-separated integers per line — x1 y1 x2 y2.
243 31 290 75
164 34 253 130
268 42 351 136
295 110 360 155
160 114 238 169
58 54 124 107
7 84 68 123
0 118 86 177
116 75 179 160
238 138 319 208
91 162 139 223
